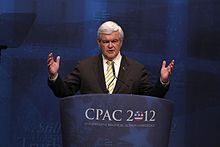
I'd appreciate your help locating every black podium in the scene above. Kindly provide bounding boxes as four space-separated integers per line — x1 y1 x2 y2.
60 94 173 147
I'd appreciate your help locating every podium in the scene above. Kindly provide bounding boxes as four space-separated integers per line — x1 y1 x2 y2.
60 94 173 147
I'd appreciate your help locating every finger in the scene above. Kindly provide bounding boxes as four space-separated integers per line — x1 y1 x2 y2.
47 56 54 66
47 52 53 63
47 58 55 69
48 52 53 60
48 52 52 57
47 56 53 63
170 60 175 71
168 59 174 65
170 60 175 66
47 60 53 68
168 66 173 75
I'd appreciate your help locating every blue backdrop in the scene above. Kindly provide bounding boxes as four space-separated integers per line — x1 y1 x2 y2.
0 0 220 146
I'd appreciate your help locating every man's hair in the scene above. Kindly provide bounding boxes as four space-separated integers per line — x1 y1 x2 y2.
97 21 124 41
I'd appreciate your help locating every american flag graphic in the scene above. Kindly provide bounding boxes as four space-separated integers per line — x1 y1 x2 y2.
133 111 144 121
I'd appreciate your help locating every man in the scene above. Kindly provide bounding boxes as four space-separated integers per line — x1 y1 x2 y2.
47 21 174 98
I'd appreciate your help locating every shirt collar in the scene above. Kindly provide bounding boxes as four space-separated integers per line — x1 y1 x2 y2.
102 52 122 65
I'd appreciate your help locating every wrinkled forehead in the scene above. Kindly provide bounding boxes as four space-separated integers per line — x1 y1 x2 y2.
99 31 120 39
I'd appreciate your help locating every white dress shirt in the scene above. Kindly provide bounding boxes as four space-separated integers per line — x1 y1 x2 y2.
102 52 122 86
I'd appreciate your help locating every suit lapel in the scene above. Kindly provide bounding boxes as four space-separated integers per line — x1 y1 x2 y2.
95 54 109 93
113 56 130 93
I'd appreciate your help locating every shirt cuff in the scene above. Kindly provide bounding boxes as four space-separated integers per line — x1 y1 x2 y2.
160 77 170 86
49 73 58 81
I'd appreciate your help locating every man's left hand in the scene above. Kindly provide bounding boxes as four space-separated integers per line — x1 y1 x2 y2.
160 60 175 83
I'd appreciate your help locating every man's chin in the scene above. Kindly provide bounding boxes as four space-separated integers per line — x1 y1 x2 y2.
106 54 116 60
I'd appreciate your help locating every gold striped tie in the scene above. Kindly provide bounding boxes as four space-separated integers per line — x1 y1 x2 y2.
105 61 115 94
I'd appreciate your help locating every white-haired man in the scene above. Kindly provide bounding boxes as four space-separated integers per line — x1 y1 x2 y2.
47 21 174 98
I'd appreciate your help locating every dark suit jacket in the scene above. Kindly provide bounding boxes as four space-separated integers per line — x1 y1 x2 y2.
48 54 169 98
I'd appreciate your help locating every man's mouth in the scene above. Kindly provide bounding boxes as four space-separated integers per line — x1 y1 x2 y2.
107 49 115 53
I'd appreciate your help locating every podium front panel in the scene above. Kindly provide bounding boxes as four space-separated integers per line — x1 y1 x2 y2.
60 94 173 147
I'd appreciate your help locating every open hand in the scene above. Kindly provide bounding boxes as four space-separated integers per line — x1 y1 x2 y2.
47 52 60 78
160 60 174 83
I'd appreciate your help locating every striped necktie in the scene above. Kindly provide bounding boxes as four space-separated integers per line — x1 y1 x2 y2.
105 60 115 94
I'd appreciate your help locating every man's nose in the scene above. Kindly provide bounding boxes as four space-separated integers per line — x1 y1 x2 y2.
108 41 113 47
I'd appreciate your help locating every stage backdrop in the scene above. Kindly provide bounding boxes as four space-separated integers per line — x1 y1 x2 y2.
0 0 220 146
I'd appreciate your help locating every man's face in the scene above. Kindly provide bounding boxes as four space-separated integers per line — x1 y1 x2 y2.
97 31 123 61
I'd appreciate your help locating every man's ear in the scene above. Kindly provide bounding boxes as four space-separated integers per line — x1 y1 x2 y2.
97 39 101 48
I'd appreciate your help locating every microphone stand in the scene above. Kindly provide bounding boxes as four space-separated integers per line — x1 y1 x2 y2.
112 62 130 89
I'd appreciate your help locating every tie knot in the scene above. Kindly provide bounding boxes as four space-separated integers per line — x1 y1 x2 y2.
106 60 113 65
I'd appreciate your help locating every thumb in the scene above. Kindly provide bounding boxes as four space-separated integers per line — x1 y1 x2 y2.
56 56 60 64
162 60 166 68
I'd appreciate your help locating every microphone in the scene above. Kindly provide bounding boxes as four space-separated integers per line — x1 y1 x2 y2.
112 63 129 88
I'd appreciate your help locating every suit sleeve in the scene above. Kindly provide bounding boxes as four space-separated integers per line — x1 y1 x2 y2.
48 63 81 98
139 66 169 98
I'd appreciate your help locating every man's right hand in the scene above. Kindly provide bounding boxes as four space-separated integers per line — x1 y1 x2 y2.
47 52 60 79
